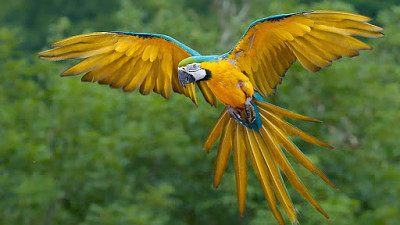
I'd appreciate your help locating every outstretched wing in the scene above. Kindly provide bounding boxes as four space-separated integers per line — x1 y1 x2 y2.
39 32 217 106
224 10 384 96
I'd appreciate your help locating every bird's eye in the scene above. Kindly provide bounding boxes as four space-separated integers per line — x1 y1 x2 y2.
188 63 199 71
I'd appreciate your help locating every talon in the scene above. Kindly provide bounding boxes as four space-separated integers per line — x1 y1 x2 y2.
244 97 256 123
228 105 244 125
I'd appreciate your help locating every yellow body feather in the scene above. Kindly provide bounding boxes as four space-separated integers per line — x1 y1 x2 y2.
201 60 254 108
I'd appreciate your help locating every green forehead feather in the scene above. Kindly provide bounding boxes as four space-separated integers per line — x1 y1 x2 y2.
178 57 198 67
178 55 221 67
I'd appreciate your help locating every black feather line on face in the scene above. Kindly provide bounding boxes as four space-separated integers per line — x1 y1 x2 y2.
199 69 212 81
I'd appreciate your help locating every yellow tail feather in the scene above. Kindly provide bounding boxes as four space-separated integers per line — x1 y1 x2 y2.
204 100 335 224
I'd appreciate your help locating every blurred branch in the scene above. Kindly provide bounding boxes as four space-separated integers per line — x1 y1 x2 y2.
214 0 250 46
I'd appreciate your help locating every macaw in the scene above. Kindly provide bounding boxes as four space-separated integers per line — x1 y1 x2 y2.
39 10 383 224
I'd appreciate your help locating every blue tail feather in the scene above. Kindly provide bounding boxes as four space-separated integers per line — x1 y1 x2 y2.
244 92 264 132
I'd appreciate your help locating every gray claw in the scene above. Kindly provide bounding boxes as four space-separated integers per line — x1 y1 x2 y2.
244 97 256 123
228 105 244 125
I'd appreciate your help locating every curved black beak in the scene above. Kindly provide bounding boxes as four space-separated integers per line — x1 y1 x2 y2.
178 70 195 88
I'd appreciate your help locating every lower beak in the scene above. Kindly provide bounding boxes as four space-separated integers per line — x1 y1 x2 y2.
178 70 195 88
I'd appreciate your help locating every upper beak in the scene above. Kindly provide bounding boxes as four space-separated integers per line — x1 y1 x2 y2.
178 70 195 88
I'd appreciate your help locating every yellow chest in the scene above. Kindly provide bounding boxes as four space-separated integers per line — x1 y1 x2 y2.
201 60 254 108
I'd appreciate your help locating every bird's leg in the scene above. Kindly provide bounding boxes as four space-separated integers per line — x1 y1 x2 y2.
244 96 256 123
228 105 245 126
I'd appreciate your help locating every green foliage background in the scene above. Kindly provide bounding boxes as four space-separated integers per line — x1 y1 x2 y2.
1 0 399 224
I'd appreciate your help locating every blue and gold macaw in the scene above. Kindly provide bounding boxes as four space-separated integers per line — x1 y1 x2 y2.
40 10 383 224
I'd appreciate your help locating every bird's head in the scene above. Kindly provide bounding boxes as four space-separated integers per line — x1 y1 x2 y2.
178 56 213 88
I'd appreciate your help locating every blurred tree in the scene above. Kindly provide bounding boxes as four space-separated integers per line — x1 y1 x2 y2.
0 0 120 51
299 0 398 17
0 0 399 224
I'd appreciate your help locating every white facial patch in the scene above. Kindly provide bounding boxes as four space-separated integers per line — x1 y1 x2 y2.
191 69 207 81
186 63 207 81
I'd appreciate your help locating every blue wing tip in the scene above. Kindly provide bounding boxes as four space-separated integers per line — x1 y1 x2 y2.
112 31 201 56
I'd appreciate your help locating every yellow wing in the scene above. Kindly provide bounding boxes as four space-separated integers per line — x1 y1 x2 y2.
39 32 217 106
226 10 384 96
